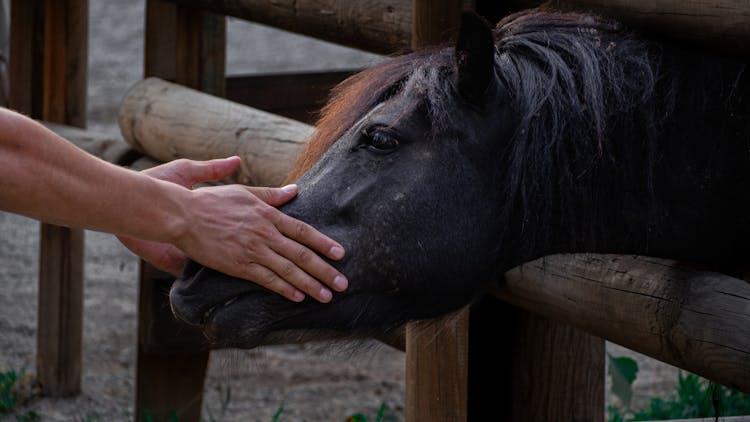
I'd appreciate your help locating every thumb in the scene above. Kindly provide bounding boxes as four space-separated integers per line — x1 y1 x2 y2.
247 184 298 207
184 156 242 185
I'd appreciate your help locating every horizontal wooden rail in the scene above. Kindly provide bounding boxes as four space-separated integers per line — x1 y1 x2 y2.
165 0 750 54
510 0 750 55
165 0 412 54
492 254 750 393
119 77 313 187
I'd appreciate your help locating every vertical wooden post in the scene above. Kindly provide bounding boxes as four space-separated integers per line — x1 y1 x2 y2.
406 308 470 422
405 3 464 422
469 297 605 421
136 1 225 421
508 312 605 421
9 0 88 397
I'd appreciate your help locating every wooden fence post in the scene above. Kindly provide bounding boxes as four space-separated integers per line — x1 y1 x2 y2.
9 0 88 397
468 296 605 421
405 2 465 421
135 1 225 421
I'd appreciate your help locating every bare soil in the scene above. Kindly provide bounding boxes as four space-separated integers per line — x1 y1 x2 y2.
0 1 678 420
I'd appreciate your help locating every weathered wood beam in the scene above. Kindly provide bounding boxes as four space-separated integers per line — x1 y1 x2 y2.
492 254 750 393
119 77 313 187
9 0 89 397
136 4 226 421
164 0 750 54
509 0 750 55
164 0 413 54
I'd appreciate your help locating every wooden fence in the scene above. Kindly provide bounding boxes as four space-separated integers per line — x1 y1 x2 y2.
7 0 750 421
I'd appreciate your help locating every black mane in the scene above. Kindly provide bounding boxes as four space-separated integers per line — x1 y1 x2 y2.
302 8 749 266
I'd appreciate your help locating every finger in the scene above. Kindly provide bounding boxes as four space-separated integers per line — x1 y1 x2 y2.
271 236 348 293
246 184 298 207
261 248 335 302
275 213 346 261
117 235 187 276
243 263 305 302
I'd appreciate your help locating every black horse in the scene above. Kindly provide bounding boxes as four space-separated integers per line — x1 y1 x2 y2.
170 10 750 348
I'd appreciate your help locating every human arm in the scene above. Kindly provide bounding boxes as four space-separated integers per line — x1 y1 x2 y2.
0 108 347 302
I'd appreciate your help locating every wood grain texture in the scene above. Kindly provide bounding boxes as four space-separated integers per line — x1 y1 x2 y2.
493 254 750 393
508 312 604 421
510 0 750 55
8 0 44 117
166 0 413 54
406 307 469 422
9 0 89 397
411 0 463 48
136 4 225 420
119 77 314 187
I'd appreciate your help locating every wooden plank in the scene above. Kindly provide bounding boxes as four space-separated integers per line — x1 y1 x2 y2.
491 254 750 394
119 77 313 187
404 3 466 421
175 6 226 96
135 263 208 422
508 0 750 55
136 2 226 420
8 0 44 117
406 307 469 422
507 310 605 421
225 70 357 124
37 0 88 398
8 0 89 397
411 0 463 48
144 0 177 82
165 0 412 54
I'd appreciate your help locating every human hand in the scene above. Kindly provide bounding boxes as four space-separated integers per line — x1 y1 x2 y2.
117 157 242 275
119 157 348 303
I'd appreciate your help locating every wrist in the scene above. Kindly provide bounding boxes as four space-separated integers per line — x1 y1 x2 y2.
149 176 193 247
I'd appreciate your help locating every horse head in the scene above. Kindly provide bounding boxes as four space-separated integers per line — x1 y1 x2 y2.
168 8 750 348
169 13 517 348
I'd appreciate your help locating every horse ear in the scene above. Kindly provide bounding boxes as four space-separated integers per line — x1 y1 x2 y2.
455 11 495 105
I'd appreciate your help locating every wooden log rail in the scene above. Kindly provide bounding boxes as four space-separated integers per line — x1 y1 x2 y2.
119 77 312 187
494 254 750 394
163 0 750 55
511 0 750 55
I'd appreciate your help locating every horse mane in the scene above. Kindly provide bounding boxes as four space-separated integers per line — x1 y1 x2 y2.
287 9 674 259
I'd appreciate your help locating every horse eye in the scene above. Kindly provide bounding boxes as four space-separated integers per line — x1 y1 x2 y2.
366 129 400 153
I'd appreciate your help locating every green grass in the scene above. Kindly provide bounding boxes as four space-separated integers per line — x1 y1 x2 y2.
0 368 40 422
607 356 750 421
347 403 399 422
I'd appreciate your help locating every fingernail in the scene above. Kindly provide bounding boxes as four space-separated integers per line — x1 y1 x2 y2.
281 184 298 194
329 245 345 260
292 290 305 302
333 275 348 291
319 288 333 303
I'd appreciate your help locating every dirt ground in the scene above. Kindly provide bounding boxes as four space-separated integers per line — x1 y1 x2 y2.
0 1 679 421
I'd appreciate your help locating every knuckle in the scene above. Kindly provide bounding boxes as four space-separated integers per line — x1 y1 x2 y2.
294 221 310 239
279 261 296 279
295 246 313 263
261 270 279 287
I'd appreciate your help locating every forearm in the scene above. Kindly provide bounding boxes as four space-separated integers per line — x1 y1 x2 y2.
0 108 188 243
